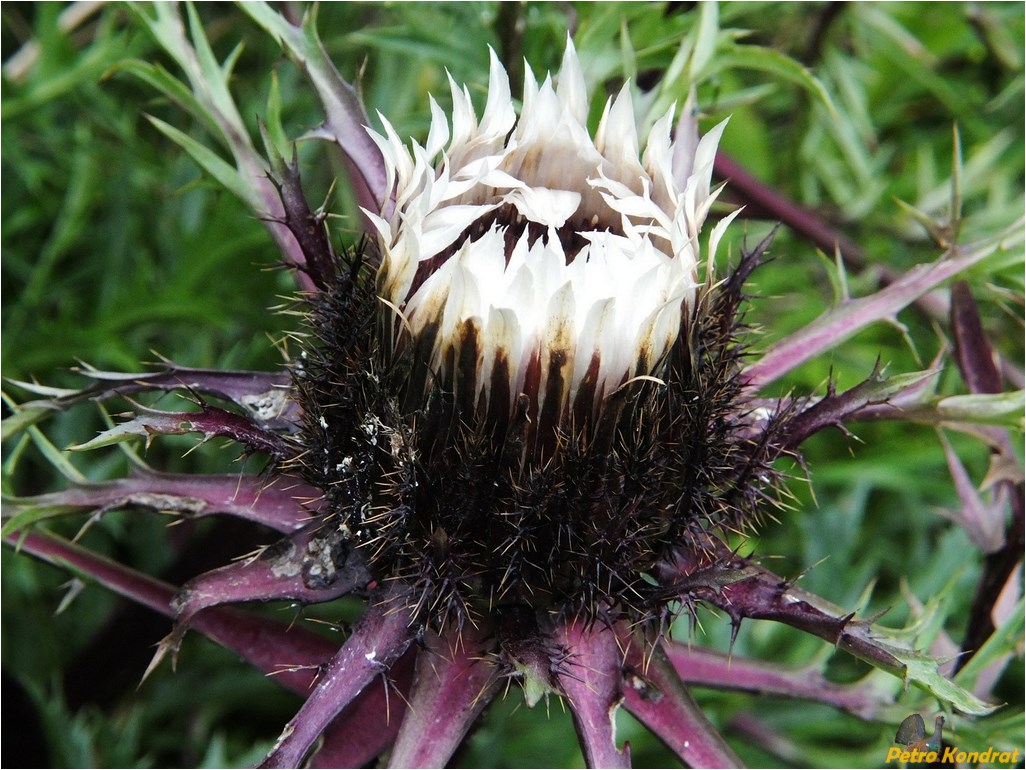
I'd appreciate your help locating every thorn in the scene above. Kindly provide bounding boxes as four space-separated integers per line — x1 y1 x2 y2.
55 578 86 615
728 619 741 661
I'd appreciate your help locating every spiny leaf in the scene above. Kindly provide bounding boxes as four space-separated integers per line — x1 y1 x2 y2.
69 404 290 458
895 650 997 716
238 0 387 212
784 366 940 448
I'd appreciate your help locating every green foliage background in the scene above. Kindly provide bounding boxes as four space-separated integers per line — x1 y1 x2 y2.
2 2 1023 767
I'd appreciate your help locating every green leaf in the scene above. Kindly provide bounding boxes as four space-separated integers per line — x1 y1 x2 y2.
184 2 244 124
686 0 719 82
106 58 222 141
709 47 839 121
1 502 87 538
936 391 1026 429
954 598 1025 690
1 405 50 442
144 115 251 203
27 425 87 484
263 70 290 160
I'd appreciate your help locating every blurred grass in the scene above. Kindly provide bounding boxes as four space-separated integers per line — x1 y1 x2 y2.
2 2 1023 768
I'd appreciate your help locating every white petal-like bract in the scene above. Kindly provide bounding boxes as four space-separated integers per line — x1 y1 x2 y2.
366 40 729 427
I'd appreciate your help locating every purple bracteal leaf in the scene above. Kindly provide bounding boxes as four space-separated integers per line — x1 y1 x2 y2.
388 625 499 768
5 469 317 535
239 4 388 218
6 529 423 767
661 548 996 715
70 403 292 460
262 135 338 292
662 641 890 719
260 587 418 768
621 636 742 768
742 223 1021 391
555 618 631 769
841 350 944 424
5 529 336 694
6 364 297 436
174 523 369 630
666 549 904 672
128 4 320 292
310 650 416 768
782 365 938 448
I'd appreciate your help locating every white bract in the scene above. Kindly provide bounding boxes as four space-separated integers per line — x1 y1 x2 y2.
365 41 733 422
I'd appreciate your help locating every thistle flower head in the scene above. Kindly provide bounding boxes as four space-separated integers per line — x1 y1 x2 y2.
294 41 764 631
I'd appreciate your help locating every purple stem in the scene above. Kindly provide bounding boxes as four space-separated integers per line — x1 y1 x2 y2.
14 469 317 533
714 151 952 324
555 618 631 769
719 152 1026 391
388 625 499 768
663 642 889 720
260 587 418 768
621 637 742 768
715 152 864 267
951 281 1003 395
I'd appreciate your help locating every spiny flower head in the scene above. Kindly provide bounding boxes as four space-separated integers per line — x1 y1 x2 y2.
293 40 768 630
